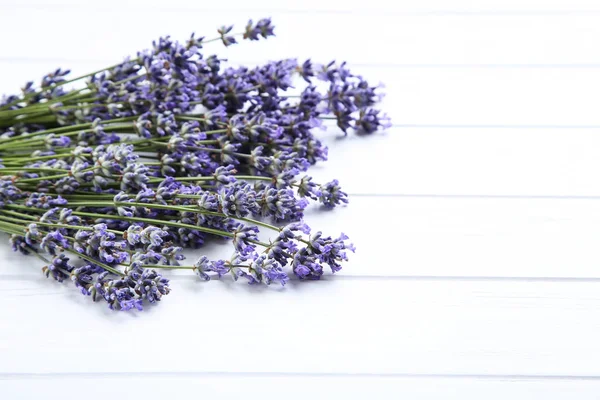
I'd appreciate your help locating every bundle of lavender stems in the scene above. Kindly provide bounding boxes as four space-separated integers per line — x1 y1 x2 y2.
0 18 389 311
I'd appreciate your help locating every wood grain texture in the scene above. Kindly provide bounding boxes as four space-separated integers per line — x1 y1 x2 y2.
8 0 600 13
1 8 600 65
2 196 600 279
5 67 600 126
3 376 600 400
1 279 600 376
310 126 600 195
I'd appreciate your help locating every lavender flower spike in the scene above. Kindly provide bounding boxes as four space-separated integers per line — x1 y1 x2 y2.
318 179 349 208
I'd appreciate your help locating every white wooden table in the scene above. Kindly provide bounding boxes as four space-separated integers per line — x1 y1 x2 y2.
2 0 600 398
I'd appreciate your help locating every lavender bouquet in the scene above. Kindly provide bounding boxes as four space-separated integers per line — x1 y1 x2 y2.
0 18 389 311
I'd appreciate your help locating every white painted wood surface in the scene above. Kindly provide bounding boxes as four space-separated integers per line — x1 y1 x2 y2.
1 0 600 398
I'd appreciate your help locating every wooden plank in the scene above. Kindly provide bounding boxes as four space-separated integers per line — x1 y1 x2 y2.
3 64 600 126
1 279 600 376
6 0 600 14
3 375 600 400
301 197 600 278
312 126 600 196
4 67 600 195
2 195 600 279
0 10 600 66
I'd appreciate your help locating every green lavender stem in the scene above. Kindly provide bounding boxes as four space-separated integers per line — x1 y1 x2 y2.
135 263 250 270
0 116 138 145
5 203 270 247
0 31 242 114
0 211 122 235
62 246 124 276
66 200 283 232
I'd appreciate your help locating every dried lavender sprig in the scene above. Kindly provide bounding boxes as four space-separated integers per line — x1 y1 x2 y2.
0 218 123 275
0 216 173 311
49 200 285 234
2 57 388 138
3 182 353 275
0 20 274 114
5 203 260 244
0 16 365 302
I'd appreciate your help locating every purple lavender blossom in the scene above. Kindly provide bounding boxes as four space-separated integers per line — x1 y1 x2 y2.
125 225 143 245
42 254 73 282
24 223 41 246
44 134 71 149
203 105 228 126
121 163 149 192
25 193 68 209
127 265 171 304
297 175 321 199
244 18 275 41
253 255 289 285
280 222 311 237
141 226 168 247
352 80 382 109
282 197 309 222
0 179 22 207
297 59 314 83
232 225 259 255
74 224 128 264
308 231 355 273
134 114 153 138
54 176 80 194
265 233 298 265
41 68 70 88
219 182 258 218
316 61 338 83
103 282 138 311
120 299 144 311
180 152 218 177
318 179 348 207
292 137 328 164
292 247 324 280
87 271 111 303
9 235 29 255
274 168 300 189
218 140 242 165
218 25 237 47
232 267 260 284
84 265 167 311
355 108 392 134
334 110 354 134
194 256 229 280
160 154 177 176
131 250 165 265
193 256 212 281
270 151 309 174
71 264 102 294
213 164 237 185
249 146 272 171
161 246 185 265
40 231 69 256
257 187 297 220
197 190 220 212
70 160 95 185
58 208 82 226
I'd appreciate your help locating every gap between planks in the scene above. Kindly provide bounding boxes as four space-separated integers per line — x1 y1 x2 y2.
3 371 600 380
